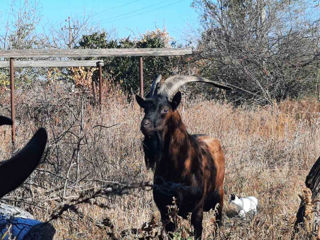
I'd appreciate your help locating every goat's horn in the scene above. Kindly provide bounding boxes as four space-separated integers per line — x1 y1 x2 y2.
0 128 47 198
0 116 13 126
145 75 162 98
158 75 231 99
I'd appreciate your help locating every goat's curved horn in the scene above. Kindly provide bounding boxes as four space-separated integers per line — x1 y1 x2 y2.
0 116 13 126
0 128 47 198
158 75 231 99
145 75 162 98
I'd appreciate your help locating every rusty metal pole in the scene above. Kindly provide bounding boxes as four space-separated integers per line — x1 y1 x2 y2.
139 56 144 97
9 58 15 146
98 61 103 105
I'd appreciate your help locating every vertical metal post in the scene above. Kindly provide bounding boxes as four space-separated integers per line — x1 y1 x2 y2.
91 77 96 104
9 58 15 146
139 56 144 97
98 61 103 105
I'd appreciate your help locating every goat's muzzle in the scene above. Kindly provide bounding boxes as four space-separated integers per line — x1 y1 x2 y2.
141 118 154 136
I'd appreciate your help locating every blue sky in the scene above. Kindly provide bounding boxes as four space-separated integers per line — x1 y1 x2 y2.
0 0 202 45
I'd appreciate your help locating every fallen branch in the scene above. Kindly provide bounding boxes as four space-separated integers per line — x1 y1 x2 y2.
48 179 200 222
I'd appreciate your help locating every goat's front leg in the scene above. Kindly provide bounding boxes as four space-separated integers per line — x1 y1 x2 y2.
160 209 176 239
191 206 203 240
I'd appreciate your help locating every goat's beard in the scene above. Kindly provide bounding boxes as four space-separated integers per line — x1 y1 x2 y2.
142 131 162 170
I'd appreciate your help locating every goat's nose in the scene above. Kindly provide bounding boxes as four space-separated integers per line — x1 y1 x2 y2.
142 119 152 127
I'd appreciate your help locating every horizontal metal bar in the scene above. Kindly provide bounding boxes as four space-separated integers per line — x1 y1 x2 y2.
0 60 104 68
0 48 193 58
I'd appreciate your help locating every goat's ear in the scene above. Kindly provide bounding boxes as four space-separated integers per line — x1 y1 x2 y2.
136 95 146 108
171 91 181 110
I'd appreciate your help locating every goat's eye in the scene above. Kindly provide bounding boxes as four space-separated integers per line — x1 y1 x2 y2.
161 106 169 114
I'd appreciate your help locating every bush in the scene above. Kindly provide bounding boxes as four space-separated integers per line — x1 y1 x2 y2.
193 0 320 105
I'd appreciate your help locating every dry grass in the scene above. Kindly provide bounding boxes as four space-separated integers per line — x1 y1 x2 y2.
1 81 320 239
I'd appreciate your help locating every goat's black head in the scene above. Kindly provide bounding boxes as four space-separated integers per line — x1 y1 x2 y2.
136 91 181 169
136 75 231 137
136 92 181 136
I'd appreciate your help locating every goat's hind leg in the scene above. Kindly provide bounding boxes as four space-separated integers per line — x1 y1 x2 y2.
204 190 223 226
216 188 224 226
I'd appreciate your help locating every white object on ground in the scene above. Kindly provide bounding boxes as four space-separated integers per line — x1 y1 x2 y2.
229 194 258 218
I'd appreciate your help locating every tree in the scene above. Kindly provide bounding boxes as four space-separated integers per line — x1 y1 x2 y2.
193 0 320 105
48 15 95 49
0 0 47 91
0 0 45 50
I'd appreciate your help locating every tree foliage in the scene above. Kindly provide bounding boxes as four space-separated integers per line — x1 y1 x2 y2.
193 0 320 104
0 0 43 50
0 0 47 91
77 29 189 94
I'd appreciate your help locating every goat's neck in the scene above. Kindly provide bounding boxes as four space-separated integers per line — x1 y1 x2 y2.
159 111 192 171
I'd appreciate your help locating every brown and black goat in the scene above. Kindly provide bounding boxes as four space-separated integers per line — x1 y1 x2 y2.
136 75 230 239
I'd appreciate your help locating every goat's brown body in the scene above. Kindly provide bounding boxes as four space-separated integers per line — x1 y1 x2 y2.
147 111 225 238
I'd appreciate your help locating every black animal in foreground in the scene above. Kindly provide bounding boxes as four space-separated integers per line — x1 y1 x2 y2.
0 116 55 240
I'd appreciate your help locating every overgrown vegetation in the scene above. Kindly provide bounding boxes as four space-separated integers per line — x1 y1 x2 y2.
1 81 320 239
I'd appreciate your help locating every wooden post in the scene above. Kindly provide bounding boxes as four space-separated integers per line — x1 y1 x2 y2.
139 56 144 97
97 61 103 105
9 58 15 146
